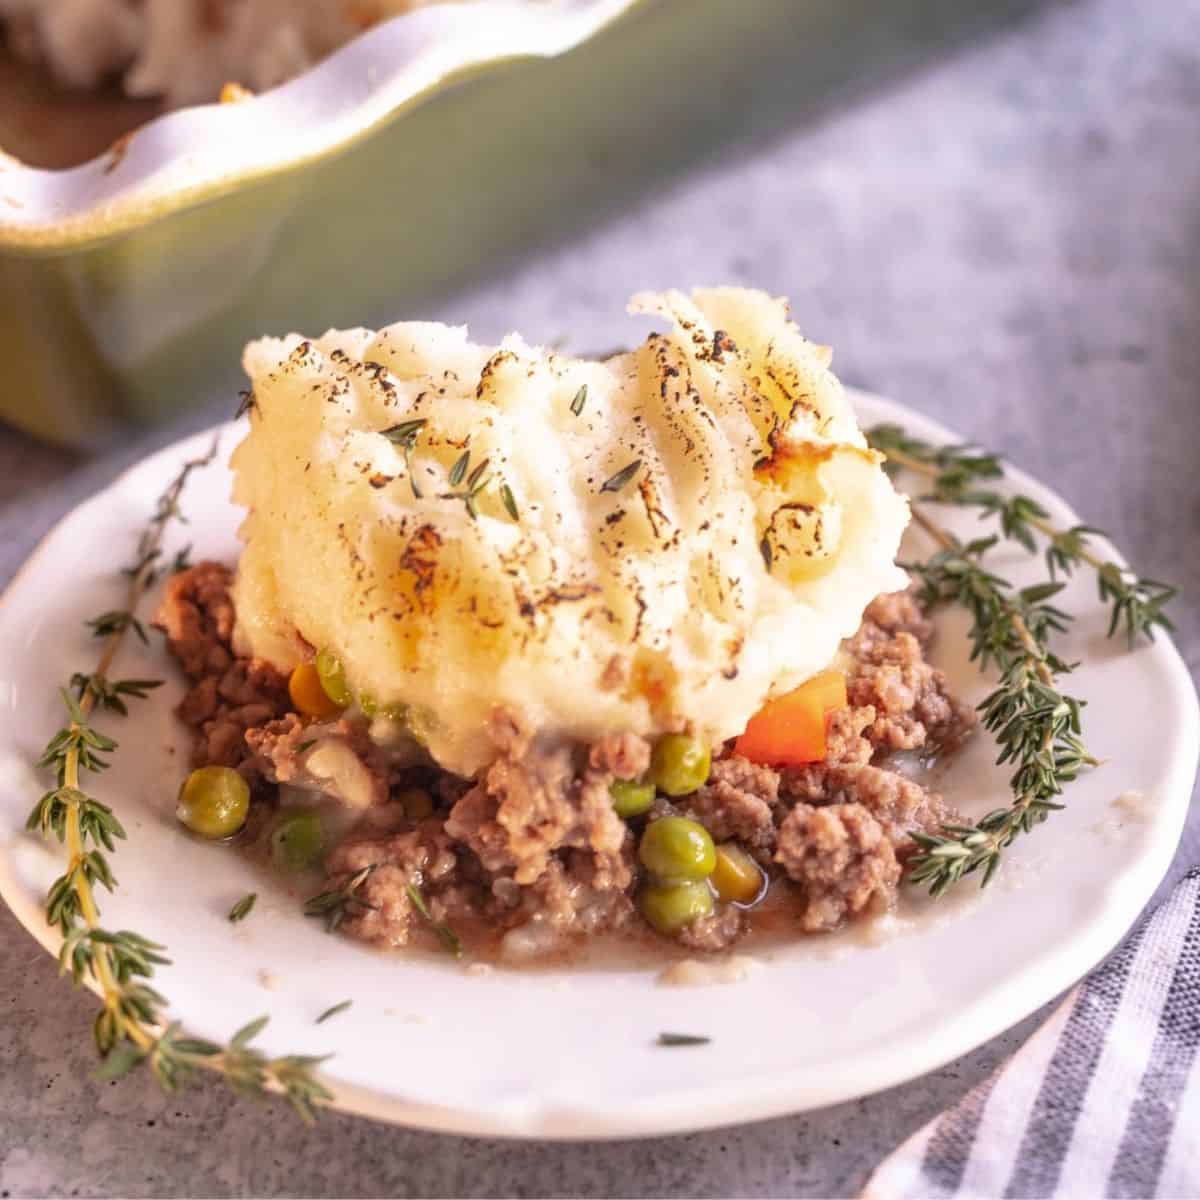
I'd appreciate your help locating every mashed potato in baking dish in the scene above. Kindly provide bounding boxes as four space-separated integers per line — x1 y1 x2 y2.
229 288 909 777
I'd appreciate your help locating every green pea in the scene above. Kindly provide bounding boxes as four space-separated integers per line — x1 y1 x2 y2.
176 766 250 839
639 880 714 936
639 816 716 881
315 647 352 707
270 809 325 871
649 733 711 797
610 778 656 819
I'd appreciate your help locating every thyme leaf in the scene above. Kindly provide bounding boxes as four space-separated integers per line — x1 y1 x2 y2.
448 450 470 487
600 459 642 494
500 482 520 522
406 882 463 958
466 457 491 491
86 611 148 645
380 419 427 446
228 893 257 923
71 673 163 718
315 999 352 1025
570 384 588 417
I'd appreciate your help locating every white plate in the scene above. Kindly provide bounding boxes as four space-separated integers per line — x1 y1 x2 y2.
0 392 1195 1139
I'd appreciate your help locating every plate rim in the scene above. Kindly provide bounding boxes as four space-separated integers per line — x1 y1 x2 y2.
0 390 1196 1140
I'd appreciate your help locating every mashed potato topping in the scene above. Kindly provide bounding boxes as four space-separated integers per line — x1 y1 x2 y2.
230 288 909 776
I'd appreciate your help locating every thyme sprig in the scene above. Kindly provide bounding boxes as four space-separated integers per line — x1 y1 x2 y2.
868 425 1176 646
900 514 1094 894
27 440 332 1121
440 455 493 520
381 419 427 499
868 424 1176 896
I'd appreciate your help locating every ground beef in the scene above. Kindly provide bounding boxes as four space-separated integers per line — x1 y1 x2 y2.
245 713 389 809
821 705 877 768
161 565 974 956
862 589 934 642
154 561 236 678
493 855 635 958
588 732 652 780
322 823 472 948
153 562 290 769
845 589 976 757
445 713 631 890
678 904 744 953
789 763 956 853
684 756 781 855
775 803 901 932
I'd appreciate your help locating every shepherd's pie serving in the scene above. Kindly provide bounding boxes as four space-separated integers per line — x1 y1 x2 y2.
156 289 974 959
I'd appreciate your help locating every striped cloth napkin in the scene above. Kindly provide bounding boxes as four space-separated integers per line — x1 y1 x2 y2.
863 868 1200 1199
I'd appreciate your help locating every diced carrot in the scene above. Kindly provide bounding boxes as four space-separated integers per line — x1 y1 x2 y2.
734 669 848 767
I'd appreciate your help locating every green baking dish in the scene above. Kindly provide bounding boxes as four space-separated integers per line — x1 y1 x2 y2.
3 0 951 446
0 0 645 445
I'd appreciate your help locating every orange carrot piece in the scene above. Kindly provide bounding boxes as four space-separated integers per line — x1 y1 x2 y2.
734 669 848 766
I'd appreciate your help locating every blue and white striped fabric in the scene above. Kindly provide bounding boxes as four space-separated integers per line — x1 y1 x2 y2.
864 868 1200 1200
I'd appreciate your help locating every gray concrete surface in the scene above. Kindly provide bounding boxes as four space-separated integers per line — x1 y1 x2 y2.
1 0 1197 1194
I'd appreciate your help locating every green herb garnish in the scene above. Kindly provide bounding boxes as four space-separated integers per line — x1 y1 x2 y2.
600 459 642 494
380 419 427 499
500 482 520 522
869 425 1177 646
406 883 463 958
70 673 163 718
316 1000 353 1025
228 893 257 923
868 426 1177 897
304 865 379 933
25 439 332 1121
448 450 470 487
85 610 148 645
